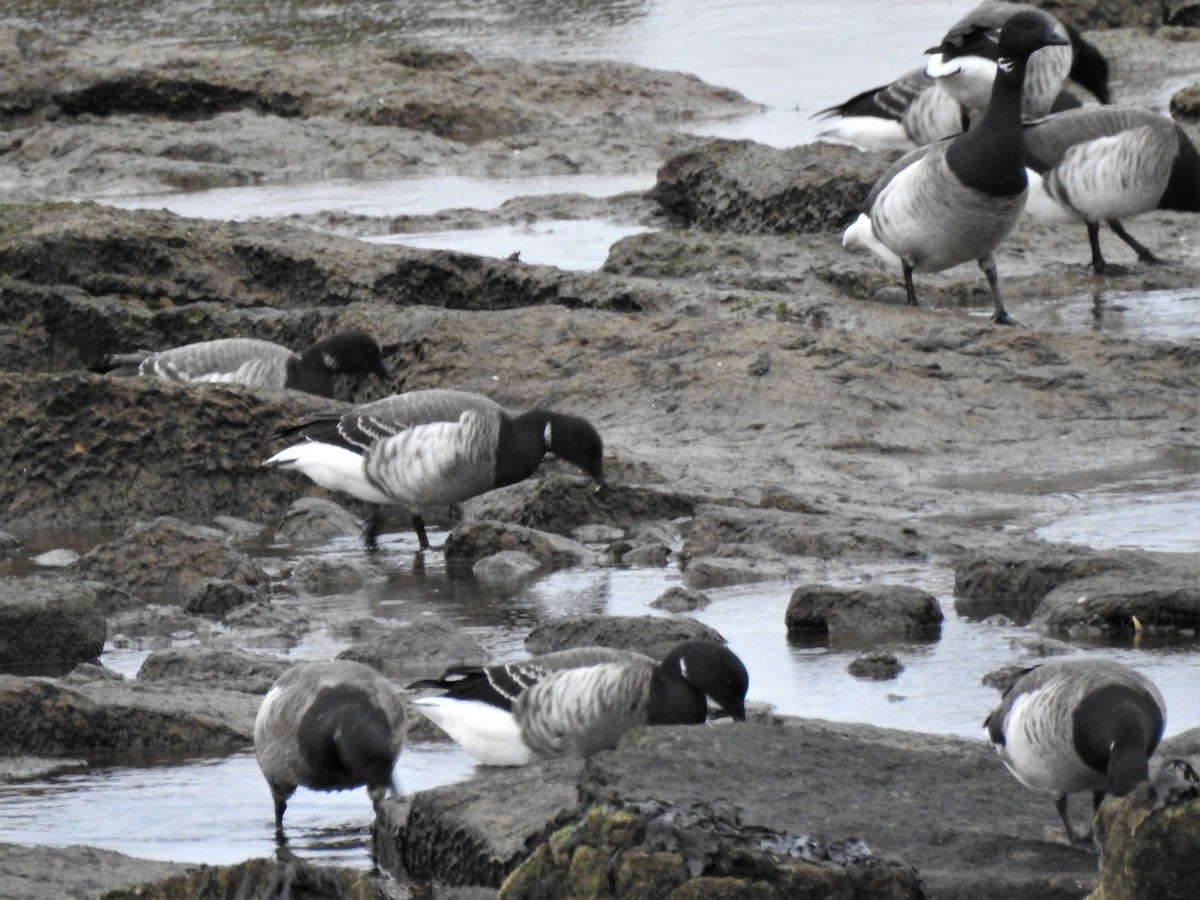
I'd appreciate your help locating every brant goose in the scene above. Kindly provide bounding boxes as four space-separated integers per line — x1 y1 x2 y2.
843 10 1069 324
1023 106 1200 273
925 4 1108 126
254 659 406 837
106 330 391 398
818 7 1109 151
985 656 1165 851
407 641 749 766
263 388 606 551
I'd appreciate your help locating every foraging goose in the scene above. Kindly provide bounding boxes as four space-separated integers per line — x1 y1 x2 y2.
843 10 1068 324
406 641 749 766
1023 106 1200 273
254 659 406 836
985 656 1165 851
925 4 1109 125
263 388 605 551
105 330 391 398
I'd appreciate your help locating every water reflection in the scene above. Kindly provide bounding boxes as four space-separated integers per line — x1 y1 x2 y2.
1004 286 1200 341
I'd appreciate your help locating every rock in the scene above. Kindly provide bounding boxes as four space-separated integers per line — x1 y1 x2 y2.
0 577 107 667
649 139 891 235
952 550 1148 623
1160 725 1200 758
0 372 325 530
847 651 905 680
473 550 546 583
211 514 267 542
136 646 289 693
183 577 265 617
375 758 585 887
68 516 268 602
613 540 671 567
682 555 793 588
499 799 924 900
1089 779 1200 899
444 520 597 568
285 555 382 595
337 616 487 680
785 584 943 638
1170 83 1200 121
0 844 189 900
650 586 711 613
273 496 364 543
100 854 391 899
108 604 214 646
982 663 1036 694
524 614 726 659
1029 572 1200 636
581 719 1101 899
466 478 696 537
573 524 626 543
0 530 23 556
0 676 252 755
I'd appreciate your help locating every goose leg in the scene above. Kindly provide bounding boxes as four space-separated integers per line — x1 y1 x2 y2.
1086 221 1124 275
364 510 383 552
411 514 432 552
1107 219 1166 266
1053 793 1100 854
979 256 1018 326
902 262 919 307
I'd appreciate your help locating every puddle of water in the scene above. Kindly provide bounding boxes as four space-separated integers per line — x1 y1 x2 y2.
0 742 476 867
365 220 650 271
1001 287 1200 342
102 173 655 221
1035 476 1200 554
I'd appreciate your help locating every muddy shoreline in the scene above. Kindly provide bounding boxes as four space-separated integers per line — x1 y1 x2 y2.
1 9 1199 900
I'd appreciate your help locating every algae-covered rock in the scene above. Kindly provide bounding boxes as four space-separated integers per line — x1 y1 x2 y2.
1089 774 1200 900
101 853 390 899
499 800 925 900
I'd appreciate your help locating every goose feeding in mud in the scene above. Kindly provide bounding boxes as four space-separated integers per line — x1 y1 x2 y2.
263 388 605 551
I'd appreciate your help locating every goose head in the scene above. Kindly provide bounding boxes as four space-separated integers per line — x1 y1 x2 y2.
995 9 1069 63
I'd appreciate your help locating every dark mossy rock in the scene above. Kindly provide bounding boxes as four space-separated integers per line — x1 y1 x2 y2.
444 520 596 567
0 577 106 667
1090 776 1200 899
952 551 1145 623
336 615 487 681
1170 83 1200 121
135 646 289 694
101 854 390 899
1029 573 1200 636
847 651 905 681
498 799 925 900
525 614 725 659
649 139 891 236
68 516 268 603
650 586 712 613
183 577 265 618
785 584 942 639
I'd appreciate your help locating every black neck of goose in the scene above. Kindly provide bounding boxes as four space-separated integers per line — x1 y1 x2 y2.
647 660 708 725
1163 126 1200 212
297 686 395 787
494 411 550 488
1073 685 1162 792
945 53 1030 197
287 355 336 398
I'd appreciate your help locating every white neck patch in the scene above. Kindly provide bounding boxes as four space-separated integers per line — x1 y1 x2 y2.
679 657 689 681
997 57 1015 74
543 421 553 448
322 351 339 371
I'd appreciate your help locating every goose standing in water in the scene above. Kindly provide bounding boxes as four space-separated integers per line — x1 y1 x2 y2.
263 388 605 551
254 660 406 838
105 330 391 398
407 641 749 766
1023 106 1200 273
843 10 1069 325
985 656 1165 852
